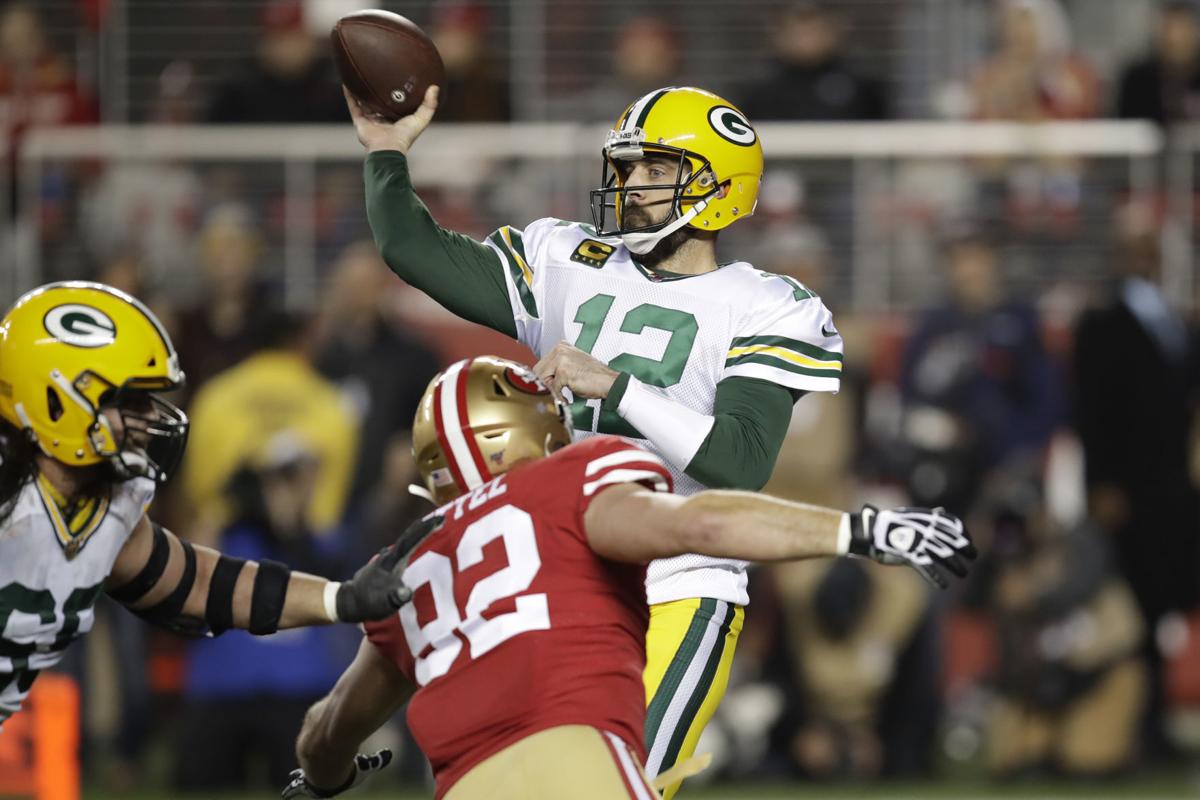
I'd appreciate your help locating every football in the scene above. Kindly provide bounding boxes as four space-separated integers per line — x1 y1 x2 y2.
331 10 445 121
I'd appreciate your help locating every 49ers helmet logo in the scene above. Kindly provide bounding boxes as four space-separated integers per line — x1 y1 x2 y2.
43 304 117 348
504 367 550 395
707 105 756 146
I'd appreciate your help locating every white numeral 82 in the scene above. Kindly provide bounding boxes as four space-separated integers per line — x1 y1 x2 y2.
399 504 550 685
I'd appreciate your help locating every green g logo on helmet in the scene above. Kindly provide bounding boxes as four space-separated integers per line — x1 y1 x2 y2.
591 86 765 254
0 282 189 483
707 106 757 146
43 304 118 348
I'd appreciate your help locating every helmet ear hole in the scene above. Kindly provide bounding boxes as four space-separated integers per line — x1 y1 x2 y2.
491 376 509 397
46 388 64 422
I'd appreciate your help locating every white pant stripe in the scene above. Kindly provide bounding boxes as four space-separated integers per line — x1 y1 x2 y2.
603 730 655 800
644 600 728 777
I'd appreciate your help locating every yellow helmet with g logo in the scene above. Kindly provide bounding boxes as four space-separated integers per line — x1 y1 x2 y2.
590 86 764 254
0 281 189 483
412 356 572 505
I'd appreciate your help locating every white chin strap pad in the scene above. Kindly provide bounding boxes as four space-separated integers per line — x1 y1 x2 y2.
619 198 708 255
408 483 436 504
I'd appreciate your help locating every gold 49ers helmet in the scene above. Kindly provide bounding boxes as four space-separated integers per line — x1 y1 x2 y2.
412 356 572 505
590 86 764 254
0 281 189 483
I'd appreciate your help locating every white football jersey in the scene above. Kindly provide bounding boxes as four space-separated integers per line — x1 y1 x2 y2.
0 475 154 726
486 218 843 606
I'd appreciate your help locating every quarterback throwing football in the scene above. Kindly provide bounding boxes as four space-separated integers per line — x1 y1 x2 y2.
345 83 919 795
287 356 974 800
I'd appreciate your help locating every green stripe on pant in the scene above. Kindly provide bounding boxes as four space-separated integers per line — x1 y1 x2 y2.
644 598 716 749
657 602 735 773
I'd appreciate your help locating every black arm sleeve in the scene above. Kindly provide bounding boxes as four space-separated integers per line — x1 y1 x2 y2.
364 150 518 338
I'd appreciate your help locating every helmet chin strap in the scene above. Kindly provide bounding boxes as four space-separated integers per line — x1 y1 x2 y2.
114 449 151 480
408 484 436 504
620 197 710 255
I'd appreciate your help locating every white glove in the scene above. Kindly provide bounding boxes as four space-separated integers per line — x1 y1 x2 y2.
847 505 976 588
282 749 392 799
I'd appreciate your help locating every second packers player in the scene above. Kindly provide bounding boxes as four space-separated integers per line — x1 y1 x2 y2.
0 282 435 732
346 85 845 795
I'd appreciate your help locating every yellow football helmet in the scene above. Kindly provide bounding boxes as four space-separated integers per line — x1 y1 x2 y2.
412 356 572 505
591 86 764 254
0 281 189 483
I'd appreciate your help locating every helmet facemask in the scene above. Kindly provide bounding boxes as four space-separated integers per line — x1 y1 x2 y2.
589 127 722 255
93 380 189 485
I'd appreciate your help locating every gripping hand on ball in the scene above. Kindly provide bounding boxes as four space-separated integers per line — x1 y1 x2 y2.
847 505 976 589
345 85 438 155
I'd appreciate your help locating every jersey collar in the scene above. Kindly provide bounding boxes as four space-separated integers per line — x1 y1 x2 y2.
34 473 111 560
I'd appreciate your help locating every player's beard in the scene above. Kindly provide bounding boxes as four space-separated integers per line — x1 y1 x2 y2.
634 224 693 270
623 203 692 269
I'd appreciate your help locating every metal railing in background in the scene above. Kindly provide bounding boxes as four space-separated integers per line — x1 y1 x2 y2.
12 120 1177 311
1168 124 1200 318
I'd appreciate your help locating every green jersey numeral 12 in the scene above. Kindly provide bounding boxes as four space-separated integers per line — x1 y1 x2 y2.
569 295 698 435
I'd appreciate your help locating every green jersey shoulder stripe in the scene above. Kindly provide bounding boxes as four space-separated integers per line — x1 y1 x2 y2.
728 335 843 364
759 271 816 300
487 230 538 318
507 226 527 263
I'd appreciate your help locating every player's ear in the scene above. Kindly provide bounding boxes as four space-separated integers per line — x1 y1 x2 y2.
718 181 730 199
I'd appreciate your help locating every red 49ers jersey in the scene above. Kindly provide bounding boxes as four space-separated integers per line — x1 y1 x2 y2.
364 435 673 797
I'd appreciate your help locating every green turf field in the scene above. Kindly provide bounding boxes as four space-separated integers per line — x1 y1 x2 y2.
74 772 1200 800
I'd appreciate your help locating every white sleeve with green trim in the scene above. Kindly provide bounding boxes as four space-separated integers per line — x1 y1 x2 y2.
482 217 559 347
724 273 844 393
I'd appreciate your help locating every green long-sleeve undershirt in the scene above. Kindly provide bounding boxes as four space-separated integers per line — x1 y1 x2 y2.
364 150 800 491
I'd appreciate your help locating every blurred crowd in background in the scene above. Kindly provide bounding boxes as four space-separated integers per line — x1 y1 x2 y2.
3 0 1200 794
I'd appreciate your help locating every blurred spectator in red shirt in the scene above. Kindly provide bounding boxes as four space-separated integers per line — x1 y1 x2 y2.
738 2 888 122
968 1 1099 234
970 0 1100 121
206 0 344 123
430 2 511 121
1117 1 1200 126
0 2 97 138
0 2 97 220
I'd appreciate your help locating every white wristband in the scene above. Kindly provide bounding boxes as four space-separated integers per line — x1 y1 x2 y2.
615 375 715 471
323 581 342 623
836 513 852 555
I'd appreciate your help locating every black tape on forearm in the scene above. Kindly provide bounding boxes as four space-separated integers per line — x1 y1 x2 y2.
204 555 246 636
248 559 291 635
133 538 197 626
108 522 171 604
